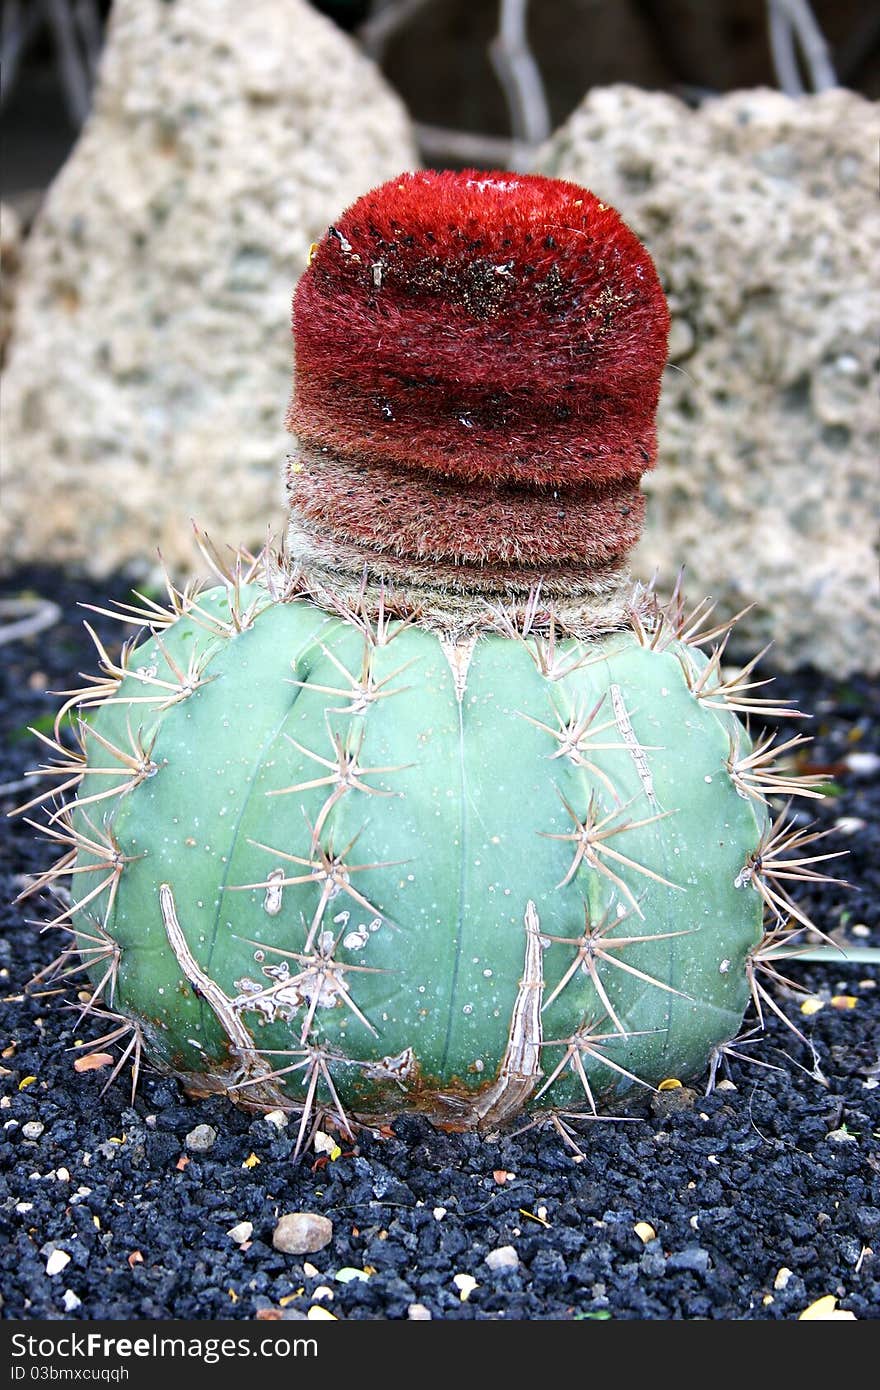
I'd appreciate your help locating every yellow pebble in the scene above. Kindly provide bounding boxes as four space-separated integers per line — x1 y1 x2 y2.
799 1295 856 1321
800 997 825 1016
658 1077 682 1091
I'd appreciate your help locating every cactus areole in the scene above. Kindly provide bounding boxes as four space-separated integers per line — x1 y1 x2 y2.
26 172 834 1149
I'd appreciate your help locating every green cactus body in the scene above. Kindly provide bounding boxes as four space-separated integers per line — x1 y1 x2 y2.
68 579 767 1125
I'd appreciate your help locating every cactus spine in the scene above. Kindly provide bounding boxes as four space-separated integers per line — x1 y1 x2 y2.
20 172 841 1150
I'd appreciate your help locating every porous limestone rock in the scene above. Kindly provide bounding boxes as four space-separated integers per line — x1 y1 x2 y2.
541 85 879 675
0 0 417 578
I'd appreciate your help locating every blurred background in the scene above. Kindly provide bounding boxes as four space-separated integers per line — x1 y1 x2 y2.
1 0 878 675
3 1 879 205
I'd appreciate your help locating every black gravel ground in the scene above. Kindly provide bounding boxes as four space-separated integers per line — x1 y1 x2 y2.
1 570 878 1322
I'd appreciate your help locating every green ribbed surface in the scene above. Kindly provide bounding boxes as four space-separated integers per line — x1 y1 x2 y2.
72 585 767 1118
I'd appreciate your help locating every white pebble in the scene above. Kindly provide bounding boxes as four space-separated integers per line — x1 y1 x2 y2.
834 817 865 835
185 1124 217 1153
46 1250 71 1276
453 1273 478 1302
845 751 880 777
407 1303 432 1320
62 1290 82 1312
227 1221 253 1245
22 1121 44 1140
826 1126 858 1143
264 1110 289 1129
485 1245 519 1272
432 1207 447 1221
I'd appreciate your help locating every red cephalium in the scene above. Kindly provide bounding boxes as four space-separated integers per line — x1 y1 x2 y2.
287 170 669 578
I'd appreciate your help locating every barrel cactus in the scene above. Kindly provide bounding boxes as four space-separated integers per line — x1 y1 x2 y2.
21 171 838 1153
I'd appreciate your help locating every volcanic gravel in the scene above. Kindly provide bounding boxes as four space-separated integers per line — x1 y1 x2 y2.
1 570 878 1322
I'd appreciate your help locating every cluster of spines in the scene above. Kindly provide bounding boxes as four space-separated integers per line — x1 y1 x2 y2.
12 540 846 1158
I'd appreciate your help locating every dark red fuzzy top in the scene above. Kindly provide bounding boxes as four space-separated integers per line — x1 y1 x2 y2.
287 170 669 576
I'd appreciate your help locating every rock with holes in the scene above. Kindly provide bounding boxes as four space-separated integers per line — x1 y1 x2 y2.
541 85 880 676
0 0 416 579
26 173 831 1144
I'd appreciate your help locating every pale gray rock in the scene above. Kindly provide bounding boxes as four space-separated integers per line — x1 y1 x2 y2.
485 1244 520 1272
542 86 879 675
184 1123 216 1153
272 1212 333 1255
0 0 417 579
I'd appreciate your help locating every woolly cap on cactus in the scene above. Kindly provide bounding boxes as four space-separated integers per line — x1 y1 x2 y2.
286 170 670 623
